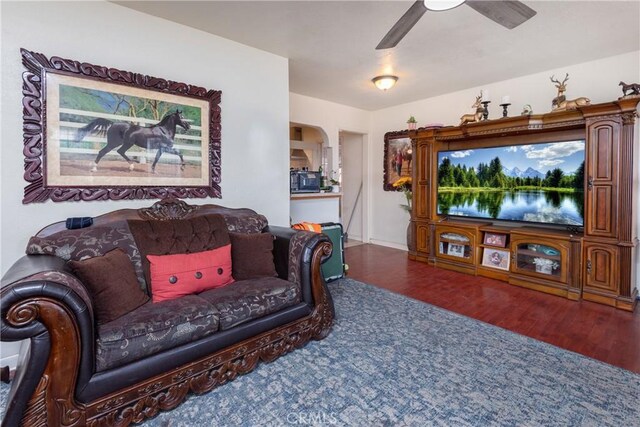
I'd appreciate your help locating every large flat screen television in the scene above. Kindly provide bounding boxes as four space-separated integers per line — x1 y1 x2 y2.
436 140 585 226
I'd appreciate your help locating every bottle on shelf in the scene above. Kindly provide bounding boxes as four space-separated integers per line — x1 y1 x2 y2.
318 165 325 188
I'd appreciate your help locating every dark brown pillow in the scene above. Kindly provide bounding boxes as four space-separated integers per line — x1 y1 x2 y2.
68 248 149 325
127 214 231 290
229 232 277 280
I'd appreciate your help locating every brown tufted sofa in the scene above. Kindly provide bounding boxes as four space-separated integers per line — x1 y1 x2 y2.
0 199 334 426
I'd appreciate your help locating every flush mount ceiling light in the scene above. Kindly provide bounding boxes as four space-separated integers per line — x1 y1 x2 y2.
423 0 466 11
372 75 398 91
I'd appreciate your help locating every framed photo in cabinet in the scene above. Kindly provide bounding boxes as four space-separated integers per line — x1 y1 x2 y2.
482 248 510 271
483 232 507 248
447 243 465 257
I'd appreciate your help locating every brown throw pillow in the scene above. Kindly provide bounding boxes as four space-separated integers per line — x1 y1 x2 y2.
127 214 231 291
68 248 150 325
229 232 277 280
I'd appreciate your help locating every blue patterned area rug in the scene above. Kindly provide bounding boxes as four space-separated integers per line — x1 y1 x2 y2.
2 278 639 426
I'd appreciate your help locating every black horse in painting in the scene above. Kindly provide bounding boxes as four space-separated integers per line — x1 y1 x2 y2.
75 110 191 173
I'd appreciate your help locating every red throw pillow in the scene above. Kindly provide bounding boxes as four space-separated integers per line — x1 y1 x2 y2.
146 245 234 303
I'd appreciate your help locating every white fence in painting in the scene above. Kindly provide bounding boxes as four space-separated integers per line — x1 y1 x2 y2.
58 108 203 164
59 108 202 130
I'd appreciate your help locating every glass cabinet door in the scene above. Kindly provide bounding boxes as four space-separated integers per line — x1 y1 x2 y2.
513 241 566 282
437 231 473 262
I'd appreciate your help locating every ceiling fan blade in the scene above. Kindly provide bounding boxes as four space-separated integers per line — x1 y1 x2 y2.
466 0 536 29
376 1 427 50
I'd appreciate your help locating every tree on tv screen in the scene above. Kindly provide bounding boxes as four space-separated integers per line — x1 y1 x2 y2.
438 156 584 192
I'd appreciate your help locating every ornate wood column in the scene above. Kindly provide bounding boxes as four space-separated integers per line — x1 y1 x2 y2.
409 128 435 262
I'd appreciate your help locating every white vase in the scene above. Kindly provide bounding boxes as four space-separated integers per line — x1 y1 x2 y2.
331 185 340 193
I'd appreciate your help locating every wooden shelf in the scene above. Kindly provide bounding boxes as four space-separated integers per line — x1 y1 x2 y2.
479 243 510 249
440 238 470 245
516 263 561 278
439 253 471 260
479 225 513 233
516 248 561 261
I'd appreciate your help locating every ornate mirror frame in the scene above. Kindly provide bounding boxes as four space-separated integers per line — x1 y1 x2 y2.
20 48 222 203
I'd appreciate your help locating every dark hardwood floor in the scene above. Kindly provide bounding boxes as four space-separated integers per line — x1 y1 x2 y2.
344 244 640 373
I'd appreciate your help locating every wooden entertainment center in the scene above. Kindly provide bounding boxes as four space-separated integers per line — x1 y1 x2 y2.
407 97 640 311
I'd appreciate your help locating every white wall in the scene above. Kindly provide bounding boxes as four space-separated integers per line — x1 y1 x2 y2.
369 51 640 250
1 1 290 272
1 1 289 365
341 132 364 241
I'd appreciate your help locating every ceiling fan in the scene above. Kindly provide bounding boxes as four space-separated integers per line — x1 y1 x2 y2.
376 0 537 50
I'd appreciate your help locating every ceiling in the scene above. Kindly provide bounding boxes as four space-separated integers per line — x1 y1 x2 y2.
115 1 640 111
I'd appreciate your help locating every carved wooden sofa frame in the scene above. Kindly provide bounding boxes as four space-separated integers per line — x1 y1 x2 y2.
1 200 334 426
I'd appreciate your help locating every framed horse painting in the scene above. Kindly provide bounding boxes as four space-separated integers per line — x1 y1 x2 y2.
383 131 412 191
20 48 221 203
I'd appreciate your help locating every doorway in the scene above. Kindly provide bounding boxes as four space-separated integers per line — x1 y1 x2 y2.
339 131 366 246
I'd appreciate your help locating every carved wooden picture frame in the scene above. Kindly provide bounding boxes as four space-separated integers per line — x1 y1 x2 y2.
21 48 222 203
383 130 412 191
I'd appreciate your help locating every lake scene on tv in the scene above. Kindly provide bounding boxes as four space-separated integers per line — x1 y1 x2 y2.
437 141 585 226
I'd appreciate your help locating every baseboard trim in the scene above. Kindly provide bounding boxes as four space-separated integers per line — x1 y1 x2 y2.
368 239 407 251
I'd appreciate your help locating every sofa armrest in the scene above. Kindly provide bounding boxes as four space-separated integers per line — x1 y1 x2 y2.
1 255 96 427
266 226 333 308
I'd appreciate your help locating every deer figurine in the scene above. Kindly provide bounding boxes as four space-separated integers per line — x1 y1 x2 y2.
550 73 568 108
459 94 484 125
556 96 591 110
550 73 590 111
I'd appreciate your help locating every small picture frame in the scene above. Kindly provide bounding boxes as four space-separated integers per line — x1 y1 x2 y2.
483 232 507 248
482 248 510 271
447 243 466 257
